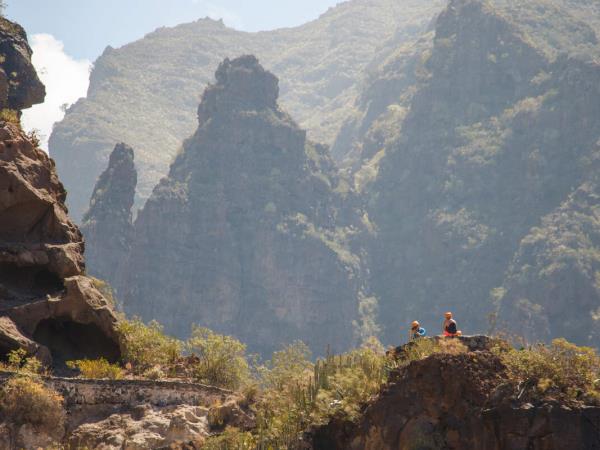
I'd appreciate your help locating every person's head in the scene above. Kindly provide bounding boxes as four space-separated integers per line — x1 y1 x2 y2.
411 320 420 330
444 312 453 320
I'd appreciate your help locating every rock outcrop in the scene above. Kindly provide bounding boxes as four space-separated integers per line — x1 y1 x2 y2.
310 340 600 449
81 142 137 287
0 373 252 449
0 122 121 366
119 55 363 355
0 17 45 112
0 22 120 366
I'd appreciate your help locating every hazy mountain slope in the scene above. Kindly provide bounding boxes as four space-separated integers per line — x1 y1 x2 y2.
362 0 600 345
49 0 444 221
80 143 137 286
118 56 365 355
496 180 600 345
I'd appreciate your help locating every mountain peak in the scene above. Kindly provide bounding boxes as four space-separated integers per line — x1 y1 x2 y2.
197 55 279 124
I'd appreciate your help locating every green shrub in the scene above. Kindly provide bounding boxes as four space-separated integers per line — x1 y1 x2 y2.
186 326 250 390
254 339 390 447
67 358 123 379
499 338 600 399
202 426 256 450
90 277 117 307
4 348 43 375
143 365 166 380
0 376 65 430
254 342 315 447
310 340 389 423
116 317 182 374
259 341 312 390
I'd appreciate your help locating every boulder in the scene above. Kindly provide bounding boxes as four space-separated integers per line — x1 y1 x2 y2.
0 17 45 111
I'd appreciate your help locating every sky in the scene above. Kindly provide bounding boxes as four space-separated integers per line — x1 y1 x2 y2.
9 0 342 149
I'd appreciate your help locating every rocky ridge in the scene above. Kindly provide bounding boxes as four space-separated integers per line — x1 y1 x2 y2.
49 0 445 221
310 337 600 449
0 372 253 449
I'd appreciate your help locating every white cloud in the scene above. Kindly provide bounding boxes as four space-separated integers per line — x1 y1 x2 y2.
21 34 91 151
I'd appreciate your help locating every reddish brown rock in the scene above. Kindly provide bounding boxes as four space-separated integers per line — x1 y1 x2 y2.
0 17 45 111
310 348 600 449
0 122 120 366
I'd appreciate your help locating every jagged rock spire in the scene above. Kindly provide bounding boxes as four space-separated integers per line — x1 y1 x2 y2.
81 142 137 287
119 56 361 355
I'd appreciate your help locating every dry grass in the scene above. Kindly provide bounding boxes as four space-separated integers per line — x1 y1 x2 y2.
0 376 65 431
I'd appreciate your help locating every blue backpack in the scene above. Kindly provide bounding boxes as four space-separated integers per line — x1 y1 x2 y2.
413 327 426 339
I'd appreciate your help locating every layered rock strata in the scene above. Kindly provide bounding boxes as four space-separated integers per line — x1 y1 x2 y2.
0 122 121 366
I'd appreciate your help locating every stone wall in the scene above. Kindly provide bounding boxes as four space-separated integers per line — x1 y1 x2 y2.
0 372 231 408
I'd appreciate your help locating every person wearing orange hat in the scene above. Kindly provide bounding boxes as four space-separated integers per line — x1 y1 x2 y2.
442 312 459 337
410 320 426 341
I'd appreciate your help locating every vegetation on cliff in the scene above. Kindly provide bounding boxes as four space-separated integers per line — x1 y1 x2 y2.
360 0 600 347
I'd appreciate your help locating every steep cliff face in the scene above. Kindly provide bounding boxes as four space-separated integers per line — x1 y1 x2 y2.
0 17 45 111
0 19 120 366
311 347 600 449
81 143 137 286
48 0 444 221
120 56 362 355
0 121 121 366
361 0 600 345
496 180 600 344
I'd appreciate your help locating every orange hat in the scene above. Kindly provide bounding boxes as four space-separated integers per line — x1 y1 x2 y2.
445 312 453 319
411 321 420 328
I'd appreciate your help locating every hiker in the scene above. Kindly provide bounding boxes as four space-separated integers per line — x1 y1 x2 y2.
442 312 459 337
410 320 426 341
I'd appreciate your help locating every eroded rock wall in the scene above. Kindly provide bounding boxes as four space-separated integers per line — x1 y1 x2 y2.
0 18 121 366
0 121 121 366
120 56 363 356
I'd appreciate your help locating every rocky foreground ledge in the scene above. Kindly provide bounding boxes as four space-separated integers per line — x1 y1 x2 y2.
0 335 599 449
309 336 600 450
0 371 253 449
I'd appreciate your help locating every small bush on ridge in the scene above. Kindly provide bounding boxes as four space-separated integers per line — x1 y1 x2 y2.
67 358 123 380
498 338 600 399
187 325 250 390
117 317 182 374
